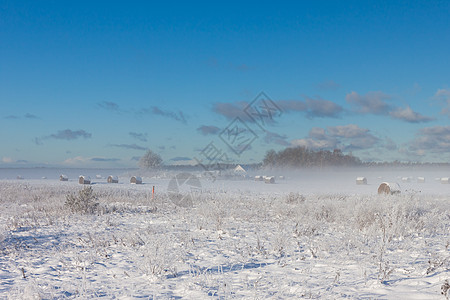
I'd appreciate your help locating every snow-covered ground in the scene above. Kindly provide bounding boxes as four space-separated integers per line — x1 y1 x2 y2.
0 168 449 299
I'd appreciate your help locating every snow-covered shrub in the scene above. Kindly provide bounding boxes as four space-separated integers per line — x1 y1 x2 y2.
65 186 99 214
285 192 305 204
442 279 450 299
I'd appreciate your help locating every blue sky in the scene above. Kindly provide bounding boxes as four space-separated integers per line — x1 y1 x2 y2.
1 1 450 167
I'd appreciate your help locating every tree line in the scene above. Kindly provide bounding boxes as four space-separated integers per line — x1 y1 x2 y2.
262 147 362 169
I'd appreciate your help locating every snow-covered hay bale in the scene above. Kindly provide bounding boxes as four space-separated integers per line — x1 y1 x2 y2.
440 177 450 184
378 182 401 195
16 175 24 180
79 175 91 185
401 177 411 183
356 177 367 185
96 174 102 179
254 175 264 181
130 176 142 184
279 175 285 180
264 176 275 184
59 174 68 181
417 177 425 183
107 175 119 183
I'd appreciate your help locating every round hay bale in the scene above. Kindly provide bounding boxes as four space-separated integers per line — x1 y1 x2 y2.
401 177 411 183
107 175 119 183
130 176 142 184
356 177 367 185
60 174 68 181
417 177 425 183
79 175 91 185
378 182 400 195
441 177 450 184
254 175 264 181
264 176 275 184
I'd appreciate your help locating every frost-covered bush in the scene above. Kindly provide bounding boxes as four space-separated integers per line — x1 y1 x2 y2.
65 186 99 214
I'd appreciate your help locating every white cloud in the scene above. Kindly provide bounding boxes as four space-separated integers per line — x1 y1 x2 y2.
389 106 435 123
434 88 450 116
291 124 379 152
62 156 90 165
346 91 434 123
409 125 450 154
291 136 337 150
346 91 391 114
2 157 13 163
327 124 369 138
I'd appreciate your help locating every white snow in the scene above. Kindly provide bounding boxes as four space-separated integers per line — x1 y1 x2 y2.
0 167 449 299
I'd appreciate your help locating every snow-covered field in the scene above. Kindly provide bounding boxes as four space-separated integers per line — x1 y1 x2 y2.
0 168 449 299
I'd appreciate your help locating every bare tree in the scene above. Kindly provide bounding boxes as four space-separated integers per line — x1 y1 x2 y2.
139 149 163 170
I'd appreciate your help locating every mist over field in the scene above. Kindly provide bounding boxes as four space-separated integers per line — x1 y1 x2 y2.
0 167 449 298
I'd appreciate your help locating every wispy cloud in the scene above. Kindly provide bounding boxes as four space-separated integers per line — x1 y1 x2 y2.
264 131 290 146
434 88 450 116
213 97 343 122
317 80 340 91
234 63 252 71
35 129 92 145
197 125 221 135
2 157 14 163
4 115 19 119
346 91 391 114
90 157 121 162
4 113 39 120
129 132 148 142
63 156 90 165
346 91 434 123
24 113 39 119
139 106 187 124
212 102 254 122
49 129 92 140
170 156 192 161
389 106 435 123
109 143 147 151
278 97 343 118
304 97 343 118
63 156 121 165
98 101 121 112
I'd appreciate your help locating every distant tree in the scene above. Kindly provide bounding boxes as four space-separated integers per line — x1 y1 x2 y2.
263 149 277 168
139 149 163 170
262 146 362 168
